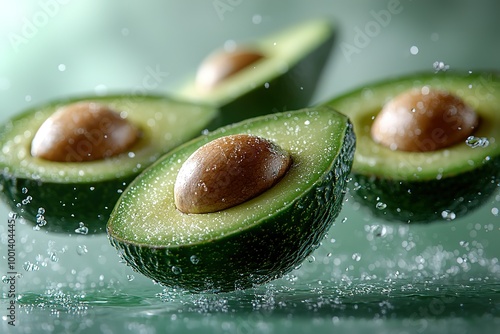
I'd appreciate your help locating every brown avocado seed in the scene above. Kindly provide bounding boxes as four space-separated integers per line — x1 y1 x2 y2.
371 87 479 152
174 134 292 214
31 101 140 162
195 48 265 91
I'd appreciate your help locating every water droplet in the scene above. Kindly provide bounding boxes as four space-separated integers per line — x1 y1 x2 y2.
341 217 348 223
252 14 262 24
49 252 59 262
459 240 469 248
352 253 362 262
76 245 88 256
58 64 66 72
190 255 200 265
264 82 270 89
36 213 46 223
2 275 11 283
433 61 449 72
371 225 387 237
352 182 362 191
23 261 40 272
75 222 89 235
171 266 182 275
127 275 135 281
21 196 32 205
307 255 316 263
376 202 387 210
37 207 45 214
410 46 419 55
491 207 499 216
22 187 28 194
441 210 456 221
465 136 489 148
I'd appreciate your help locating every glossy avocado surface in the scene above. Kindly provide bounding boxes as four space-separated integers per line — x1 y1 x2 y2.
176 19 336 125
107 107 355 292
323 72 500 223
0 94 219 233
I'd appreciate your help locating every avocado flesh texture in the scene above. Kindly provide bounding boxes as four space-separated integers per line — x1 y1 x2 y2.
107 107 355 292
0 94 219 233
176 19 335 125
323 72 500 223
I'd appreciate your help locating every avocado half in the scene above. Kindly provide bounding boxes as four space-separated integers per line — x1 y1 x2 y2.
107 107 355 292
0 94 219 233
323 72 500 223
175 19 336 125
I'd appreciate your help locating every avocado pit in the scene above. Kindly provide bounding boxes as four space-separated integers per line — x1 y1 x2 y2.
195 48 265 92
174 134 292 214
31 101 140 162
371 87 479 152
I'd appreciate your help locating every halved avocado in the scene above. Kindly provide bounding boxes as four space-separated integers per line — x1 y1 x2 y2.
323 72 500 223
107 107 355 292
0 94 219 233
175 19 336 125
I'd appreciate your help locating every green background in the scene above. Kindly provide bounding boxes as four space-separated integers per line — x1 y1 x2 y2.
1 1 499 333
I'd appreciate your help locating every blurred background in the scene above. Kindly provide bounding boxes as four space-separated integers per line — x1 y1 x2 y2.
1 1 499 333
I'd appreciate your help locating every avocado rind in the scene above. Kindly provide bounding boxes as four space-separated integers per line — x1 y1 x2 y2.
176 19 336 125
0 94 219 233
323 71 500 223
107 107 355 292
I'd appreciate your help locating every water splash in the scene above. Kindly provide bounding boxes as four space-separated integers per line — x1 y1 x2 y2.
441 210 457 221
433 61 449 72
76 245 88 256
75 222 89 235
23 261 40 272
465 136 489 148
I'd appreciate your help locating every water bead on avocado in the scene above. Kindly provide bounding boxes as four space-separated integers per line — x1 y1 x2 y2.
31 101 141 162
371 87 479 152
174 134 291 214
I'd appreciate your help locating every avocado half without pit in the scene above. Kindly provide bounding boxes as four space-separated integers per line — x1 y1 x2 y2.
107 107 355 292
176 19 336 125
0 95 218 233
324 72 500 223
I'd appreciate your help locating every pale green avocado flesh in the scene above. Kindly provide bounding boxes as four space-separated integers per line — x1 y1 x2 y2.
107 107 355 292
176 19 336 124
0 94 219 233
323 72 500 222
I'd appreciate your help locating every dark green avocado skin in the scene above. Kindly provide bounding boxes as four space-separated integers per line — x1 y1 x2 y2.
351 156 500 223
0 175 136 234
219 32 335 125
109 118 355 293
